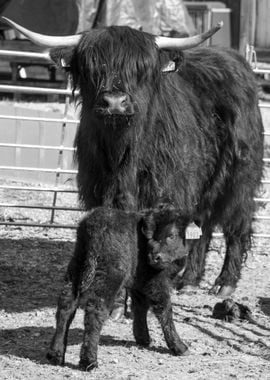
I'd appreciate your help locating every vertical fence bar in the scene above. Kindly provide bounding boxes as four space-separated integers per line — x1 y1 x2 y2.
15 106 23 180
50 77 72 224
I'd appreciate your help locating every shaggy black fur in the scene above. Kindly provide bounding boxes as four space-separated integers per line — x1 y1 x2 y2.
46 206 189 371
51 26 264 294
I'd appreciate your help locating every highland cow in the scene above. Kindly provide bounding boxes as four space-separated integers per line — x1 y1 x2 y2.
3 18 264 296
46 206 189 371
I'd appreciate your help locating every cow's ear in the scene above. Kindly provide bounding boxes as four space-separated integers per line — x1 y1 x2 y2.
49 47 75 70
162 60 177 73
161 52 184 73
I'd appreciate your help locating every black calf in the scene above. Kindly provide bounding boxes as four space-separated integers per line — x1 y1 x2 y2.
47 206 189 370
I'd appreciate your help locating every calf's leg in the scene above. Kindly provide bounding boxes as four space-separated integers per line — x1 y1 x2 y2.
79 270 126 371
131 289 151 346
79 297 109 371
46 280 79 365
146 278 188 355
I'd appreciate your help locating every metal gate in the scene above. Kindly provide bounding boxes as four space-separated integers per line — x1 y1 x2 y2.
0 48 270 238
0 49 81 229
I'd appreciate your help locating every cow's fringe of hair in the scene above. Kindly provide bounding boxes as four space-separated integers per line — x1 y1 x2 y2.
70 26 161 102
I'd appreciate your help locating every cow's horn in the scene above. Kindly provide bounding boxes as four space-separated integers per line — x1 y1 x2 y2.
2 17 81 47
155 21 223 50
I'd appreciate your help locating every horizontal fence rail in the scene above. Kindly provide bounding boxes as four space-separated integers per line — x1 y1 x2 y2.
0 49 270 236
0 114 79 123
0 166 77 174
0 50 51 60
0 84 75 96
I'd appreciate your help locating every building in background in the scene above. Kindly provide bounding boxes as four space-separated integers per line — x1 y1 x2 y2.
0 0 196 37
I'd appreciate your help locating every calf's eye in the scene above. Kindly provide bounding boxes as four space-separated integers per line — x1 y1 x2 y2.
167 234 176 242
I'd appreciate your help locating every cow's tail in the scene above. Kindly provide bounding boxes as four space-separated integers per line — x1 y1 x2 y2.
80 255 97 293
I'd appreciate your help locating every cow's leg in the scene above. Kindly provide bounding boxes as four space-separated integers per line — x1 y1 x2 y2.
212 219 252 297
211 170 256 297
146 279 188 355
46 281 79 365
175 222 213 290
131 288 151 346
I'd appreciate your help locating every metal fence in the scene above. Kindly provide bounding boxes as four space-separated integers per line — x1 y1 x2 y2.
0 49 81 228
0 48 270 238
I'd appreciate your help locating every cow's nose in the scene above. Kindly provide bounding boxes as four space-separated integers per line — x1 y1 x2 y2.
103 94 128 114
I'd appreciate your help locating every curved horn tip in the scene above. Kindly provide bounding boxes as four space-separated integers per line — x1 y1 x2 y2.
1 16 15 26
1 16 81 47
213 21 224 31
2 16 11 25
216 21 224 29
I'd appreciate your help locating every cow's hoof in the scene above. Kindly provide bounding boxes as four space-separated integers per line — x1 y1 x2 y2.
218 285 236 297
110 305 125 321
177 284 197 295
209 285 235 298
46 350 64 366
79 359 98 371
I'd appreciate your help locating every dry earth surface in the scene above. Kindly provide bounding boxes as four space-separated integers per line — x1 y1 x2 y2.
0 217 270 380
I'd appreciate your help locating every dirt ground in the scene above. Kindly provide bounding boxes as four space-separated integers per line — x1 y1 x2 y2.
0 224 270 380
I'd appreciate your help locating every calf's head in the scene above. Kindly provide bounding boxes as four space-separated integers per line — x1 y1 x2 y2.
142 206 189 271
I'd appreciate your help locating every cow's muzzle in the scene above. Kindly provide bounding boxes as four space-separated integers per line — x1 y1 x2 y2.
94 92 135 117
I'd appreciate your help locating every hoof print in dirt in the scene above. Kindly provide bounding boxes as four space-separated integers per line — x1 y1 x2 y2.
212 298 253 322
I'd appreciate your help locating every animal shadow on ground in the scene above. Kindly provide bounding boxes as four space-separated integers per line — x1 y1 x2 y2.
0 326 82 364
0 238 74 313
173 305 270 359
258 297 270 317
0 326 168 367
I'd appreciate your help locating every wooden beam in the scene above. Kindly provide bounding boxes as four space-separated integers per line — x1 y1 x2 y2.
220 0 241 49
239 0 257 55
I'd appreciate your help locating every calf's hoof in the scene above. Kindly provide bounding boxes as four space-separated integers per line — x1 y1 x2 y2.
135 337 151 347
46 349 64 366
209 284 235 298
79 359 98 371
